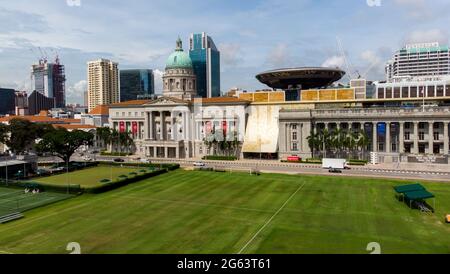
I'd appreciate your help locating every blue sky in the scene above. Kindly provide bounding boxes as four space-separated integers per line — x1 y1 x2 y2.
0 0 449 104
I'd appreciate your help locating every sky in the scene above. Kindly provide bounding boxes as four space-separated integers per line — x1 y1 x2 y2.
0 0 450 104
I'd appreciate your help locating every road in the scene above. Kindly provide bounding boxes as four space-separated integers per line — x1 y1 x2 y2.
49 154 450 183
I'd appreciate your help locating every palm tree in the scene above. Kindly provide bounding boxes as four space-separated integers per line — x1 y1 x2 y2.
357 130 370 160
96 127 112 151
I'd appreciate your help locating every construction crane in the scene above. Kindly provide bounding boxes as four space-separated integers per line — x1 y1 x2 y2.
336 36 361 81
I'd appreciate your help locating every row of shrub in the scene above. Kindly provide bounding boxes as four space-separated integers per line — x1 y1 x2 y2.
202 155 238 161
85 169 168 194
281 158 368 166
100 162 180 171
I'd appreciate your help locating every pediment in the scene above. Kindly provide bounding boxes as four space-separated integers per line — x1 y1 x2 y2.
143 96 190 106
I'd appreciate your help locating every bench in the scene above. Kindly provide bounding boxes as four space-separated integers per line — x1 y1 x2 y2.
0 212 24 224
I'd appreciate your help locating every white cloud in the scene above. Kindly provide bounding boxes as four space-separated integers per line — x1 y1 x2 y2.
219 43 242 67
153 69 164 95
405 29 449 45
321 56 345 69
66 80 87 104
266 43 291 68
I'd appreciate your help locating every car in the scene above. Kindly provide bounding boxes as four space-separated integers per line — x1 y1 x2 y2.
140 158 151 164
329 168 342 174
193 162 206 167
83 156 92 162
114 158 125 163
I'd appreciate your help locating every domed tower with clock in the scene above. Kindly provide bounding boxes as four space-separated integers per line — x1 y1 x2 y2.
163 37 197 100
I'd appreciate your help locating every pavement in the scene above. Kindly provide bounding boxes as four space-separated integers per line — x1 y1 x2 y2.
42 155 450 183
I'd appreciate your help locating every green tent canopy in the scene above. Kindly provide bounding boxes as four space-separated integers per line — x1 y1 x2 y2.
394 184 425 194
404 190 435 201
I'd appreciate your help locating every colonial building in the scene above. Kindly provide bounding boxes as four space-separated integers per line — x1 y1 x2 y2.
109 39 450 164
109 39 249 159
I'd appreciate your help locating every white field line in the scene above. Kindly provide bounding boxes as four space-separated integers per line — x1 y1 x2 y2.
0 250 14 254
237 182 307 254
121 195 277 214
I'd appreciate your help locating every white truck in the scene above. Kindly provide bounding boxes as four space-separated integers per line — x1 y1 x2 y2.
322 158 348 170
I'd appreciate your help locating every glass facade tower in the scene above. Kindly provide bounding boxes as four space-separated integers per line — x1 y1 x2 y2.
120 69 155 102
189 33 221 98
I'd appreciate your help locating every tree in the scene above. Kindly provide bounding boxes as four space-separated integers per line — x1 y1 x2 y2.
36 129 94 166
6 118 54 154
96 127 112 150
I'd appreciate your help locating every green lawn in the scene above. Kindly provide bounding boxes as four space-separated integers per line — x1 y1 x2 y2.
0 170 449 254
34 166 143 188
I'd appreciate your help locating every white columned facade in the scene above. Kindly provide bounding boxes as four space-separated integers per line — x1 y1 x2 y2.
386 122 391 153
413 122 419 154
444 122 449 155
399 122 405 154
429 122 434 154
372 122 378 152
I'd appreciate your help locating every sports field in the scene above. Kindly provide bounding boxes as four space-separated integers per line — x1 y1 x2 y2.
34 166 143 188
0 170 449 254
0 187 73 218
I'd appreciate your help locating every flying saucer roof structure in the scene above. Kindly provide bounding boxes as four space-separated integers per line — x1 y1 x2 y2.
256 67 346 90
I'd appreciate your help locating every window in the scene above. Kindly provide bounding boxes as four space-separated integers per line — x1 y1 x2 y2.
410 87 418 98
377 88 385 99
419 123 425 130
402 87 409 98
428 86 435 97
394 88 401 98
404 132 410 141
292 132 298 141
292 124 297 130
419 132 425 141
434 132 440 141
437 86 444 97
292 143 298 151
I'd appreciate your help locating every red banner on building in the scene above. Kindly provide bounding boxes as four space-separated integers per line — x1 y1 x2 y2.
119 121 125 133
222 121 227 136
132 122 138 134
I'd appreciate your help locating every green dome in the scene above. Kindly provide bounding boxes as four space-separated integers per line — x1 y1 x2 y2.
165 38 193 70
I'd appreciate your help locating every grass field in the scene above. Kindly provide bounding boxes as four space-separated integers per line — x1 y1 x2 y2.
0 187 73 218
34 166 143 188
0 170 449 254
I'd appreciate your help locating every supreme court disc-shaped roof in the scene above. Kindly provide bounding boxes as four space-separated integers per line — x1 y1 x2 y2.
256 67 346 90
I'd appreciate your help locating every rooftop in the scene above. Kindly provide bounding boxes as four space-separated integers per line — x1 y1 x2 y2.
88 105 110 115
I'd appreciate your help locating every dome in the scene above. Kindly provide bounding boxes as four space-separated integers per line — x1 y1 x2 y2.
165 38 193 70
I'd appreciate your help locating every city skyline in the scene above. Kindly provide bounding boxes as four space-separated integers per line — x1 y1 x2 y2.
0 0 450 104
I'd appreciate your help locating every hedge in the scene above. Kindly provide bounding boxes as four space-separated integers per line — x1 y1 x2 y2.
85 169 168 194
100 162 180 171
202 155 238 161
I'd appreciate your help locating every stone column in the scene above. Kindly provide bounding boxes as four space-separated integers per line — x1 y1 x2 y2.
413 122 419 154
176 146 180 159
153 147 158 158
386 122 391 153
399 122 405 154
144 112 149 140
160 111 165 141
372 122 378 152
149 111 154 140
429 122 434 155
444 122 449 155
164 147 168 158
171 113 176 141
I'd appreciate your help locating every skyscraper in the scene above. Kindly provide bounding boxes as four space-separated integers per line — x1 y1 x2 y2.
119 69 155 102
189 32 221 98
31 57 66 108
386 42 450 82
87 59 119 111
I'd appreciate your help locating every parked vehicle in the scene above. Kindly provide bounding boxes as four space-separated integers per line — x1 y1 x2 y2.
140 158 151 164
322 158 348 170
114 158 125 163
193 162 206 167
329 168 342 174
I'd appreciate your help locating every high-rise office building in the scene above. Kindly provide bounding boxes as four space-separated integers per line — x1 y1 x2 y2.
386 42 450 82
87 59 119 111
0 88 16 115
31 57 66 108
189 32 221 98
120 69 155 102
